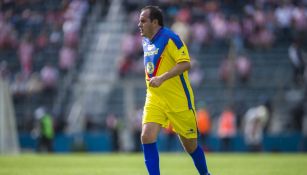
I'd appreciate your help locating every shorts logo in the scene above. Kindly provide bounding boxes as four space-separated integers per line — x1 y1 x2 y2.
186 128 195 135
146 62 154 74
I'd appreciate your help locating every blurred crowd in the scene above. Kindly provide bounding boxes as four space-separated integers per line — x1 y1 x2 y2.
119 0 307 79
0 0 92 130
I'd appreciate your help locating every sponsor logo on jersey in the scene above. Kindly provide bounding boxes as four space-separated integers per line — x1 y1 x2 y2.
148 44 155 51
144 48 159 56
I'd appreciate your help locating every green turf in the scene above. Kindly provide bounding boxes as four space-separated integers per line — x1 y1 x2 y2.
0 153 306 175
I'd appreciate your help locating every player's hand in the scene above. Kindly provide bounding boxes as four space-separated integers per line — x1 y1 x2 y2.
147 76 164 87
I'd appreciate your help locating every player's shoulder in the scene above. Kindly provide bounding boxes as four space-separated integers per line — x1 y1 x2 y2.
161 27 178 39
162 27 184 49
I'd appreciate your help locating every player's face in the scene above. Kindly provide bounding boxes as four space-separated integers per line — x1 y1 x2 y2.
138 9 155 39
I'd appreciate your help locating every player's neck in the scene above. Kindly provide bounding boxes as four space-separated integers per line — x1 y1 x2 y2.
150 26 162 40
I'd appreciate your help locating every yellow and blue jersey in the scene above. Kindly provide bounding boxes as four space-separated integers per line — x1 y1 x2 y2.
142 27 195 112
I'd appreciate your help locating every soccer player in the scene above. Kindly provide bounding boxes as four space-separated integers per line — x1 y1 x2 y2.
138 6 211 175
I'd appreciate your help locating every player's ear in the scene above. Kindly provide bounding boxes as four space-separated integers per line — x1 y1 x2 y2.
152 19 159 26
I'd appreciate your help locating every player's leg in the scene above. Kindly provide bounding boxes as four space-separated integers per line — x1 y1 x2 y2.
141 122 162 175
167 109 210 175
141 122 161 144
142 100 168 175
179 135 210 175
178 135 197 153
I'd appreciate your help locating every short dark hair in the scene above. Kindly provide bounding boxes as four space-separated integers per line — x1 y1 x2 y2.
141 6 164 27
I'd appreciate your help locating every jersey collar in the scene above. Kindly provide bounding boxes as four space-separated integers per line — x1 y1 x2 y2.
150 27 163 43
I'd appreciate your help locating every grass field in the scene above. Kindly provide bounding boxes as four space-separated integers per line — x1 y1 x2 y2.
0 153 307 175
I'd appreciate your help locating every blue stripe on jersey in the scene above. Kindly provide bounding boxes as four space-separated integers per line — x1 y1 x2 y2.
179 74 192 109
169 34 183 49
160 27 183 49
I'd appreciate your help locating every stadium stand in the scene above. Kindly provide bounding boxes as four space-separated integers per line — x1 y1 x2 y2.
110 0 307 136
0 0 95 132
1 0 307 152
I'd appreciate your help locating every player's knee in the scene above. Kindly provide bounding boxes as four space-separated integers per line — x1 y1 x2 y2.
181 138 197 153
184 143 197 153
141 131 156 144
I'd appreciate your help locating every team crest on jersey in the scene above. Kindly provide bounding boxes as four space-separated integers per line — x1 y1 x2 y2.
146 62 154 74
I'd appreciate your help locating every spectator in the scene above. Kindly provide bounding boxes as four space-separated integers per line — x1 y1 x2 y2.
36 29 49 50
40 63 59 96
288 39 306 86
118 54 134 78
59 45 77 73
219 56 236 85
106 113 119 152
49 25 62 46
274 1 293 40
40 63 58 86
62 0 89 48
171 8 191 44
218 106 236 151
18 32 34 76
32 107 54 152
228 17 244 53
196 102 211 151
190 20 210 54
121 30 142 56
11 72 28 99
189 58 204 88
243 105 269 152
132 107 143 152
0 60 11 80
292 4 307 34
290 101 304 133
26 73 43 95
209 12 228 45
0 10 17 49
249 25 274 49
236 54 252 84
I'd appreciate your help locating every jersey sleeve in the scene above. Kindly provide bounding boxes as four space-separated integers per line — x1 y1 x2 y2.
167 39 190 63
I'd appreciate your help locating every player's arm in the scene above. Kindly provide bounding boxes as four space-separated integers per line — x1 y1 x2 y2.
147 61 190 87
